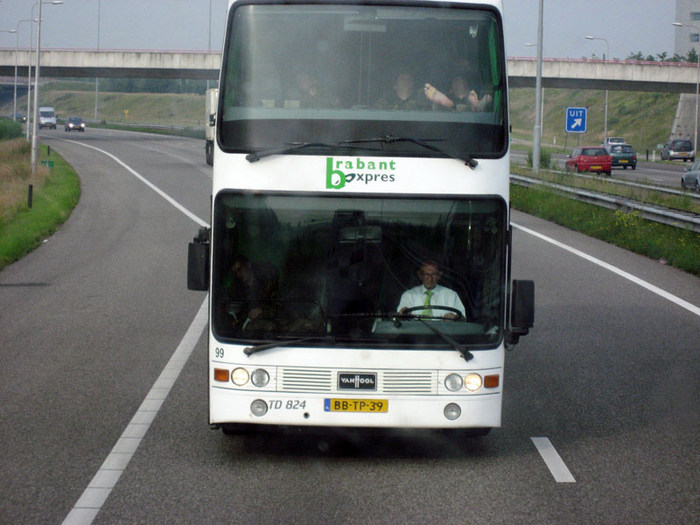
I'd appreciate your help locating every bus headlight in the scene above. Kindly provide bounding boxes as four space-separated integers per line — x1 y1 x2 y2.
251 368 269 388
445 373 463 392
465 373 483 392
231 367 249 386
250 399 268 417
444 403 461 420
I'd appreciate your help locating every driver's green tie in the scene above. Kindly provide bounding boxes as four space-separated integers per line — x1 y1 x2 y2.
423 290 433 317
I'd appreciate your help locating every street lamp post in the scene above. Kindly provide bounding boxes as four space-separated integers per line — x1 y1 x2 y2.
94 0 101 122
673 22 700 158
13 20 34 125
30 0 64 174
532 0 544 174
585 35 609 143
1 29 19 119
526 43 545 143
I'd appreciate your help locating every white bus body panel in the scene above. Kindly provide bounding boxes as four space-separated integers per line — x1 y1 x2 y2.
212 153 510 199
209 339 505 428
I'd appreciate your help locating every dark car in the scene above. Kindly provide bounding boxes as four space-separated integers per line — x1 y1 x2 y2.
565 147 612 176
681 160 700 191
661 139 694 162
64 116 86 132
608 143 637 170
7 112 26 123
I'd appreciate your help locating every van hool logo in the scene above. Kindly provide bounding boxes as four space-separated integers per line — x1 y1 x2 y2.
338 372 377 391
326 157 397 189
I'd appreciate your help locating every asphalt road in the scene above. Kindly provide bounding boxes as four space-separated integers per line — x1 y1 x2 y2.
0 129 698 524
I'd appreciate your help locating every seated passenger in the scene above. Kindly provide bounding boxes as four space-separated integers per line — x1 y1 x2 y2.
375 72 431 110
424 75 492 112
286 71 339 108
397 260 466 320
223 254 279 329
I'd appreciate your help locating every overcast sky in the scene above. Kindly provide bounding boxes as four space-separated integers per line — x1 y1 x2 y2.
0 0 676 60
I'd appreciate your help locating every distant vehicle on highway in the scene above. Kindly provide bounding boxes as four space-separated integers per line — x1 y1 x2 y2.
64 116 86 132
603 137 626 148
681 161 700 191
565 147 612 176
38 106 56 129
608 143 637 170
661 139 694 162
7 112 26 123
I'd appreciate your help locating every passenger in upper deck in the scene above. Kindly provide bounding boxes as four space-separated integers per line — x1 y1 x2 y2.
375 72 431 110
286 71 340 108
424 74 493 112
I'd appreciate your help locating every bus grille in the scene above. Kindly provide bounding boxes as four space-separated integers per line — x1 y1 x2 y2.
280 368 333 392
279 368 435 394
383 371 434 393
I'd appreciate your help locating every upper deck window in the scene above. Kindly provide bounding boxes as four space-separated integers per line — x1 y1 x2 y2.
219 4 507 160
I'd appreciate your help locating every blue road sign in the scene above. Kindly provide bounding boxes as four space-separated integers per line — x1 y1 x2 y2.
566 107 587 133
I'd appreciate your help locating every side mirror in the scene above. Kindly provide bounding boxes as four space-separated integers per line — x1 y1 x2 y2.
506 279 534 347
187 227 210 291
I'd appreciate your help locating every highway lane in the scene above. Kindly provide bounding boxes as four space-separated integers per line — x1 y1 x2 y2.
0 129 698 524
0 129 208 523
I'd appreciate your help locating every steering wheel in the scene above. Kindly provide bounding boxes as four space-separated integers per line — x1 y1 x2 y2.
401 305 463 320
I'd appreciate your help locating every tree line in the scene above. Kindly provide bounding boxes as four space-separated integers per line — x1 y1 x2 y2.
625 49 699 63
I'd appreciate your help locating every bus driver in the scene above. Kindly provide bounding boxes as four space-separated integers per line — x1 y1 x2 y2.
397 261 466 320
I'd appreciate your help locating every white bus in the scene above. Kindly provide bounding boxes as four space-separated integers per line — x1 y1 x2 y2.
188 0 534 435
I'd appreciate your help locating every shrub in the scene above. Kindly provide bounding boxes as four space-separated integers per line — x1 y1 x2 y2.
526 148 551 169
0 119 23 140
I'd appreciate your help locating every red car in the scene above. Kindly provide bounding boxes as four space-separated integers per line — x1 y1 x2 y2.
565 146 612 176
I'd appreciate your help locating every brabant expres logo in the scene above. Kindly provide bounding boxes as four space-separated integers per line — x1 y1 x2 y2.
326 157 397 189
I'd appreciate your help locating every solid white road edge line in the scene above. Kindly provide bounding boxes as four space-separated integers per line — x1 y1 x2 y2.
55 138 209 228
531 437 576 483
512 222 700 318
62 297 208 525
55 139 210 524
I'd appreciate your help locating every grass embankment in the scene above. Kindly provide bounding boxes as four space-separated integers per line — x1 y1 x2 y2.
0 139 80 270
509 88 679 153
35 81 207 131
510 163 700 215
511 182 700 277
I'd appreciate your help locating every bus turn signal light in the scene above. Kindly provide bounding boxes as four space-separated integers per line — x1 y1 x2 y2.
214 368 230 382
484 374 499 388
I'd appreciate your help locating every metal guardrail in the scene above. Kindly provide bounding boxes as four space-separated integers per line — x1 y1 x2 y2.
560 170 700 201
511 174 700 233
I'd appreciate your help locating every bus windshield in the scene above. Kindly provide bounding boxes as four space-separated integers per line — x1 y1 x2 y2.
211 193 506 348
219 4 507 160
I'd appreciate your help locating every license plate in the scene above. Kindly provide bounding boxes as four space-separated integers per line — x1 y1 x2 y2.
591 165 602 170
324 398 388 412
620 160 628 163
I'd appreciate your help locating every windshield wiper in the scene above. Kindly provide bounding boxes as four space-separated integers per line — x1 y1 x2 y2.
340 135 478 169
246 142 376 163
411 317 474 362
334 312 474 362
244 336 333 356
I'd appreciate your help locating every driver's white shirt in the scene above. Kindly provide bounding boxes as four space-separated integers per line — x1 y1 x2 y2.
397 284 466 318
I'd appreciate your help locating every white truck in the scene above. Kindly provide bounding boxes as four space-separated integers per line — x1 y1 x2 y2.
204 88 218 166
38 106 56 130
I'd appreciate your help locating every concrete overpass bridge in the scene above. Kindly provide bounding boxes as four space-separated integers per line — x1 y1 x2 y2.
1 49 700 93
